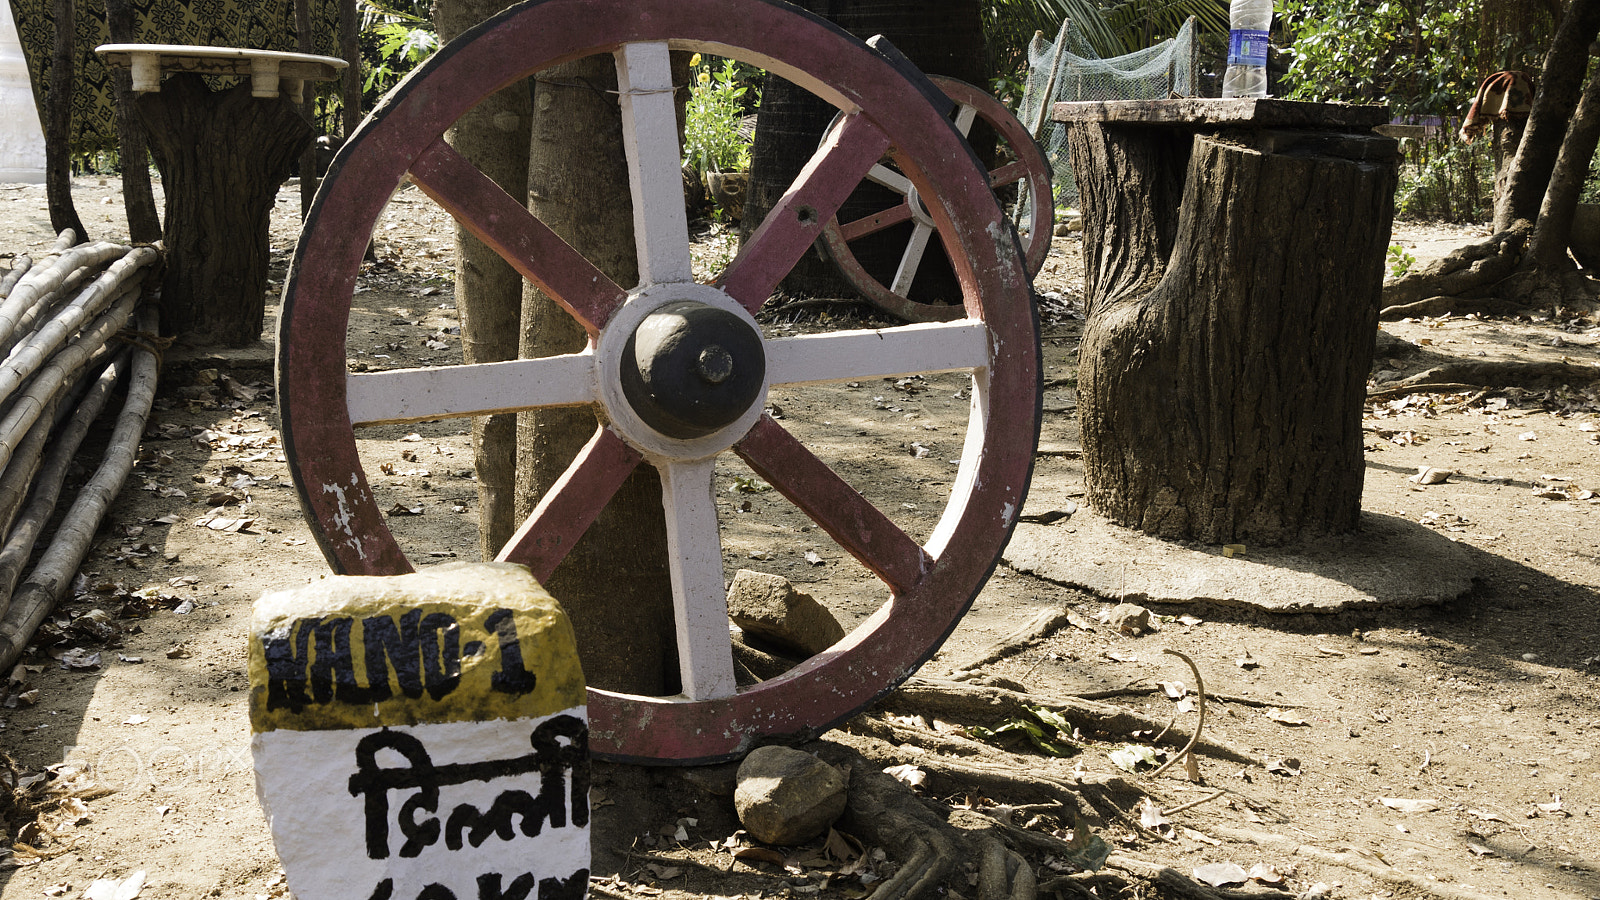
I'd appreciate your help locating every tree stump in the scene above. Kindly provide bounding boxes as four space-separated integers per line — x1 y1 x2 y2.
1056 100 1398 545
138 74 315 347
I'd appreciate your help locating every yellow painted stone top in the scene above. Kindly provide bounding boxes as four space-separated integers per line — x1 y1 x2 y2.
248 563 585 733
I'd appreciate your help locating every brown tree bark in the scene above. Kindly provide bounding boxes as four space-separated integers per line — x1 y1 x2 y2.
295 0 319 220
1528 58 1600 273
46 0 87 243
1075 128 1396 545
435 0 533 559
104 0 161 243
1494 0 1600 231
137 75 314 346
516 54 679 696
340 0 361 138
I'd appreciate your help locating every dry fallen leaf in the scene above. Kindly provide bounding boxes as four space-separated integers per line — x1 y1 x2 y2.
1192 862 1248 887
884 763 926 788
733 846 788 866
1247 863 1286 885
1138 798 1171 833
1378 797 1439 813
82 870 146 900
1407 465 1452 485
1265 708 1309 726
1265 757 1301 776
824 828 864 865
1534 795 1568 817
1236 650 1260 670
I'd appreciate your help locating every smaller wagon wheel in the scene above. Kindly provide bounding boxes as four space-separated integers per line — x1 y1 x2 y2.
819 75 1053 323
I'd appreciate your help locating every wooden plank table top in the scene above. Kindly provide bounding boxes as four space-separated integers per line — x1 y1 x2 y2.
96 43 346 103
1051 97 1388 130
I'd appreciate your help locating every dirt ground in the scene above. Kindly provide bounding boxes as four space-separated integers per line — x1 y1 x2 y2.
0 177 1597 900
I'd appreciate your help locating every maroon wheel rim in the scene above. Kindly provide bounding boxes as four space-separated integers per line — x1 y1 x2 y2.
277 0 1040 764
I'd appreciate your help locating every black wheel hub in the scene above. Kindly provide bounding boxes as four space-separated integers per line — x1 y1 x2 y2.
619 301 766 439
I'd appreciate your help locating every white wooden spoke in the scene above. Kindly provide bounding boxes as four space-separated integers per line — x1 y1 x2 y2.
658 457 737 700
952 102 978 137
891 222 938 296
865 163 913 197
615 41 693 286
345 354 594 426
765 320 990 386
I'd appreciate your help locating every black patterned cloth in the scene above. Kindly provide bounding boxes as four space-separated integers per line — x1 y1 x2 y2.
8 0 341 153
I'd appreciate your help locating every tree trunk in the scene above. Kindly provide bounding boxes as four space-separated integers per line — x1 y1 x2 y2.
1529 58 1600 273
435 0 533 558
1070 126 1186 316
1074 126 1396 545
295 0 319 220
340 0 361 139
46 0 86 243
1494 0 1600 231
137 75 314 346
516 54 680 696
743 0 987 297
1492 119 1523 210
104 0 161 244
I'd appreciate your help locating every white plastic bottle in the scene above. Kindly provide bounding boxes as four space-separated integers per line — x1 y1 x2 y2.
1221 0 1272 99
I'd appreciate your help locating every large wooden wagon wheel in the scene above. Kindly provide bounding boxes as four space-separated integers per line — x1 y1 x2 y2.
819 75 1054 323
277 0 1040 764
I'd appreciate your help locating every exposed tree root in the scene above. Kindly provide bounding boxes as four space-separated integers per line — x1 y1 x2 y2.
1369 360 1600 398
1077 685 1300 709
840 727 1100 826
884 677 1258 766
1381 220 1600 316
1379 295 1532 320
1144 650 1204 780
1105 854 1292 900
1211 826 1513 900
1383 224 1530 309
828 759 973 900
942 606 1074 677
845 711 999 758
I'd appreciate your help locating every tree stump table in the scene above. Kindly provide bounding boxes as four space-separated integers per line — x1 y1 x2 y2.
96 45 345 347
1052 98 1397 545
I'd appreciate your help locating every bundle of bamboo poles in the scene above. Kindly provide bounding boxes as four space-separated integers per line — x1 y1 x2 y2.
0 230 164 673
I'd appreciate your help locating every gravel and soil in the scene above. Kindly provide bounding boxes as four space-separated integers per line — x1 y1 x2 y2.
0 179 1596 900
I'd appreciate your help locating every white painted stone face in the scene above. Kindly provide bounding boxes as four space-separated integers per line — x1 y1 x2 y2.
254 714 591 900
248 564 590 900
0 2 45 185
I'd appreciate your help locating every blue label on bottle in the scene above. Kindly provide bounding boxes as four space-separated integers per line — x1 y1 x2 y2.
1228 29 1269 67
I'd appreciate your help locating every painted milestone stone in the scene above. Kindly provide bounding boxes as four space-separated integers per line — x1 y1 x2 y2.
249 562 589 900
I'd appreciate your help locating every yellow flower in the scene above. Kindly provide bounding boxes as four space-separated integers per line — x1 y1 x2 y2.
689 53 702 68
697 71 710 85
